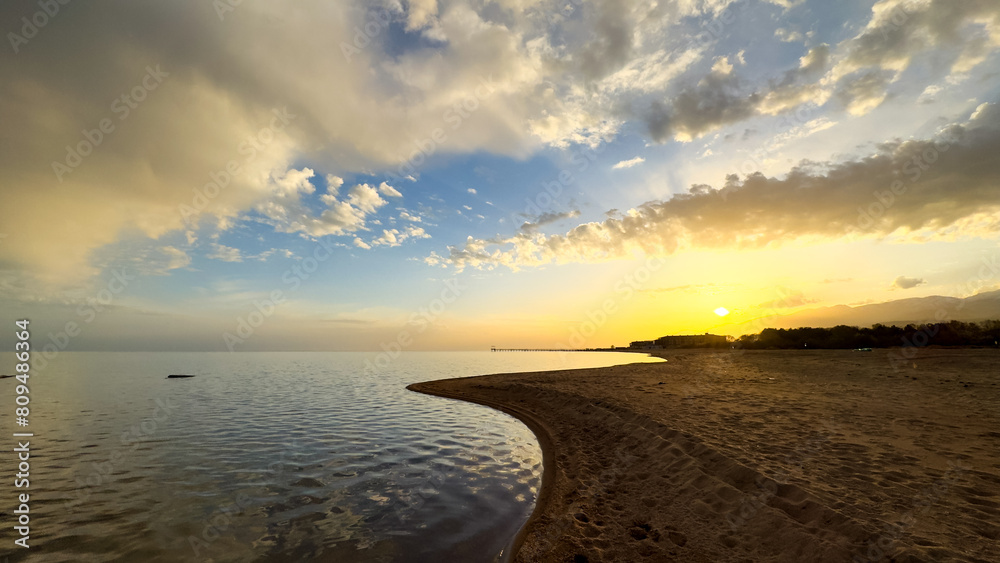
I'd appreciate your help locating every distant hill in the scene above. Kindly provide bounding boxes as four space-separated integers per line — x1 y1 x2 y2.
725 289 1000 335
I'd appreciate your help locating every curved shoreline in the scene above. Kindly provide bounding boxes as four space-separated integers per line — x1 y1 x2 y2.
405 350 1000 562
406 379 557 562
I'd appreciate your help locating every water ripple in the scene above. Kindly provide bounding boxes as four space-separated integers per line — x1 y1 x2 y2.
1 351 660 562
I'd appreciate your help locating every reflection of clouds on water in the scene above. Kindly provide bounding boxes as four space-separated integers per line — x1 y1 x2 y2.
26 351 649 563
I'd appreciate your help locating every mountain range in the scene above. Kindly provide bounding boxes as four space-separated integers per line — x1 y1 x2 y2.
724 289 1000 336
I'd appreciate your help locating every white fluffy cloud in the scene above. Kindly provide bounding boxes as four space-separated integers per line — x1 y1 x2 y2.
612 156 646 169
326 175 345 194
364 225 432 248
255 169 388 237
378 182 403 198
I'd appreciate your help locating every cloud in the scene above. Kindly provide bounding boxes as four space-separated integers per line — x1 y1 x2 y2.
711 56 734 75
613 157 646 169
373 229 401 247
766 117 838 151
207 244 243 263
254 169 388 237
159 246 192 271
436 104 1000 270
326 175 344 195
0 0 541 287
640 282 725 294
347 184 388 213
825 0 1000 113
641 0 1000 138
365 225 432 248
1 0 997 291
408 226 431 239
834 70 894 116
645 43 834 142
757 289 818 309
766 0 806 8
758 44 831 114
917 84 944 104
892 276 926 290
775 28 804 43
519 210 582 232
251 248 293 261
467 188 477 194
575 0 637 83
838 0 1000 78
640 44 827 141
122 245 193 276
647 70 761 142
404 0 439 31
378 182 403 198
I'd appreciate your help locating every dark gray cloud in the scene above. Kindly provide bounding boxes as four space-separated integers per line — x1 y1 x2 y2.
645 44 832 141
647 70 761 142
892 276 927 290
577 1 636 82
520 210 582 232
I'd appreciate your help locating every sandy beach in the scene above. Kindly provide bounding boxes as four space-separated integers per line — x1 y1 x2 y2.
409 349 1000 562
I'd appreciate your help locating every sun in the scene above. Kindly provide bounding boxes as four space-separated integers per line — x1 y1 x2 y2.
714 307 730 317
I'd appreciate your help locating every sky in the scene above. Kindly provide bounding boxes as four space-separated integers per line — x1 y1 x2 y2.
1 0 999 351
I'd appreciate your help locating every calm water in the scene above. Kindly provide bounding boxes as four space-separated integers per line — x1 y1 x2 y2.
0 351 660 562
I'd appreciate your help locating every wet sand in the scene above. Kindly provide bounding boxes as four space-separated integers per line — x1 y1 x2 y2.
408 349 1000 562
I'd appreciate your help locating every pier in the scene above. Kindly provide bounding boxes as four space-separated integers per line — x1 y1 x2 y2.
491 347 616 352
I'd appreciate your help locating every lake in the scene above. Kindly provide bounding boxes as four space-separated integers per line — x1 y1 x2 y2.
3 351 661 562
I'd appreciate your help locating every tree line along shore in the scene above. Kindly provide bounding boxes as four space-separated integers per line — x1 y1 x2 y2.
628 320 1000 351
